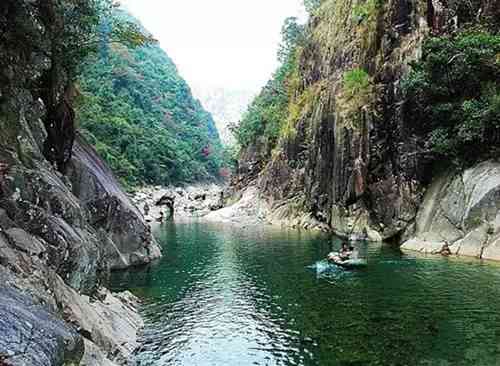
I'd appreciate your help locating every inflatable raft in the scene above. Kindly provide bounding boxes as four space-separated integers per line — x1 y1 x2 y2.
330 258 367 269
327 252 367 269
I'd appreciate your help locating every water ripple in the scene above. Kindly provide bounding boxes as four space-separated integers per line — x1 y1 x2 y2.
110 223 500 366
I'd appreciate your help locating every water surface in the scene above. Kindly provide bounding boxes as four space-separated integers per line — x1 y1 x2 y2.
110 222 500 366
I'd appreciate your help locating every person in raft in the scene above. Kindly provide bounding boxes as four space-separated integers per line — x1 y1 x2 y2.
328 243 352 262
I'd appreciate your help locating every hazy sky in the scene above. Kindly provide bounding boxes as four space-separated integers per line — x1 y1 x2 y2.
121 0 306 91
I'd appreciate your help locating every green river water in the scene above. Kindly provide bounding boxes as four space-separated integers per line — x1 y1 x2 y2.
110 222 500 366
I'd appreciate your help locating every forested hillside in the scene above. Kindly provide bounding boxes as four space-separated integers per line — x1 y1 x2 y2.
77 11 225 187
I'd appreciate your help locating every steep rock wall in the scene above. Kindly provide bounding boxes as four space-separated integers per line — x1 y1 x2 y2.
241 0 430 239
70 136 161 270
237 0 498 242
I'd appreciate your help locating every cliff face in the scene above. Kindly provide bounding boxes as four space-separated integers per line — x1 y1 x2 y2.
237 0 498 243
0 2 161 364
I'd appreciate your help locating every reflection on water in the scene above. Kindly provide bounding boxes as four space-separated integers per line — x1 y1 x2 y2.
110 222 500 366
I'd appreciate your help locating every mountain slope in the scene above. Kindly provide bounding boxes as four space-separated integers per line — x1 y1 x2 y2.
78 11 224 187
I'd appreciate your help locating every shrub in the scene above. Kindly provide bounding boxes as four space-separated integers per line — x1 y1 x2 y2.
403 30 500 166
338 68 376 127
352 0 381 24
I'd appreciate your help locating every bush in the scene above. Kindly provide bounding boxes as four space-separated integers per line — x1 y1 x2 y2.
338 68 376 127
403 30 500 166
343 68 372 95
352 0 381 24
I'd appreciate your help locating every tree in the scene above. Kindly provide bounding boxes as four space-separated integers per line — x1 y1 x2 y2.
303 0 322 14
236 16 305 149
403 30 500 166
278 17 304 63
32 0 154 173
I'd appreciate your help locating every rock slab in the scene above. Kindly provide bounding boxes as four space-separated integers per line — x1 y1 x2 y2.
402 161 500 260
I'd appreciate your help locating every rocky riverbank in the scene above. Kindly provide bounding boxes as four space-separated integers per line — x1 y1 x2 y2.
0 133 161 366
219 160 500 262
132 184 228 224
400 161 500 261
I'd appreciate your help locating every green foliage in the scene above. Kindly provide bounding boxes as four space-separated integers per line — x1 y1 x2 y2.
343 68 371 95
352 0 381 24
236 18 305 149
303 0 322 15
77 10 224 186
36 0 154 83
236 56 296 148
278 17 305 63
338 68 375 127
403 30 500 166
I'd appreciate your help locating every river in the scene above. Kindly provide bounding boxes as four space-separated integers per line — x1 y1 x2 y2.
110 222 500 366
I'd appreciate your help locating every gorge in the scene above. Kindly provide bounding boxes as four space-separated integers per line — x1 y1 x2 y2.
0 0 500 365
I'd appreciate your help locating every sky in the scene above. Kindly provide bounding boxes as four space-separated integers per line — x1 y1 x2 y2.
120 0 307 91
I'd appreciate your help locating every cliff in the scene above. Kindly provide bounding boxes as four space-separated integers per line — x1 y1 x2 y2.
0 1 161 364
235 0 500 256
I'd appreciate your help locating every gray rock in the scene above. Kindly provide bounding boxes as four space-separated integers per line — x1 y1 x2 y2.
0 278 83 366
80 339 119 366
402 161 500 260
69 137 162 270
5 228 46 256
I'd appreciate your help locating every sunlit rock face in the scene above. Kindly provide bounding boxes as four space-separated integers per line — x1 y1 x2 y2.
236 0 499 245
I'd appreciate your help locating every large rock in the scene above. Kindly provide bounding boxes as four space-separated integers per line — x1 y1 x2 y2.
0 280 83 366
204 186 271 225
50 275 144 365
70 137 161 269
0 263 143 366
402 161 500 260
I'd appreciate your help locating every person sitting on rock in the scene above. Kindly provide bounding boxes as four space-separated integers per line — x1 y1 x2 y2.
439 242 452 257
348 245 358 260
